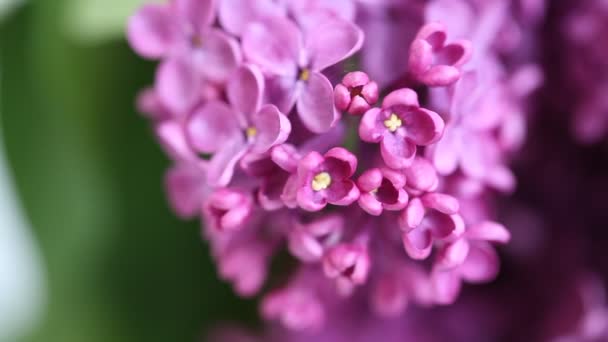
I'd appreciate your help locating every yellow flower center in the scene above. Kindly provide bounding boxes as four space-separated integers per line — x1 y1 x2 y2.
311 172 332 191
299 68 310 81
384 113 402 132
246 126 257 138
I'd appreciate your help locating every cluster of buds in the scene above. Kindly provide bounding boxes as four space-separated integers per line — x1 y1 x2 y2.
128 0 541 332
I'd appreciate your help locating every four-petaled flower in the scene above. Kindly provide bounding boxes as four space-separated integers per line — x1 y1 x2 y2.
296 147 360 211
408 22 472 87
186 64 291 186
360 88 445 169
357 168 409 216
127 0 241 113
243 15 364 133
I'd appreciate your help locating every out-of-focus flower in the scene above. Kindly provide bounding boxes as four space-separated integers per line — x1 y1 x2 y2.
408 22 472 87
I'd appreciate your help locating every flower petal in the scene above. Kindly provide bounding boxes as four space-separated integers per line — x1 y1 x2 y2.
324 147 358 178
251 105 292 154
382 88 420 109
173 0 216 34
459 243 500 283
402 229 433 260
466 221 511 244
306 17 364 71
186 100 241 153
297 72 339 133
401 108 445 145
399 198 425 231
206 138 248 187
359 107 384 142
227 64 264 117
435 238 470 269
326 180 360 206
431 268 462 305
358 193 383 216
194 28 241 83
219 0 285 36
430 126 461 175
357 168 383 192
127 4 177 59
155 120 197 162
380 132 416 169
242 16 301 76
165 162 207 219
156 57 200 114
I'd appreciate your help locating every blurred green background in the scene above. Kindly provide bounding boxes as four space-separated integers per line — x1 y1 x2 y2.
0 1 256 341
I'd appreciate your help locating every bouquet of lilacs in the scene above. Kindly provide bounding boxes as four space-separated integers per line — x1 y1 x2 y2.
127 0 543 334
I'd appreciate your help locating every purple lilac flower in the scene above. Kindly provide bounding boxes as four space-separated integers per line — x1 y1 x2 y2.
334 71 379 116
242 15 363 133
186 64 291 186
127 0 241 113
359 88 444 169
408 22 472 87
127 0 545 335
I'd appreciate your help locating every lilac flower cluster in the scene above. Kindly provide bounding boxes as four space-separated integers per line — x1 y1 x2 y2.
128 0 542 332
560 0 608 144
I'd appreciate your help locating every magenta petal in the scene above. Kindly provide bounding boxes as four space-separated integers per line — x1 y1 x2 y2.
218 0 284 36
399 198 425 230
296 186 327 212
206 138 248 187
436 238 470 269
359 108 384 142
270 144 300 173
324 147 358 177
242 17 301 76
359 193 383 216
402 108 445 145
288 227 324 262
382 88 420 109
156 57 200 114
383 189 409 211
297 72 339 133
421 193 460 214
408 38 434 76
357 168 383 192
227 64 264 117
297 151 325 177
251 105 292 154
380 132 416 169
334 83 351 112
402 229 433 260
420 65 461 87
466 221 511 244
194 29 241 82
165 162 206 219
415 22 447 47
404 157 438 192
173 0 216 34
459 243 500 283
127 4 177 59
306 18 364 71
327 180 360 206
439 40 472 67
431 268 462 305
155 120 197 162
186 101 240 153
431 127 461 175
